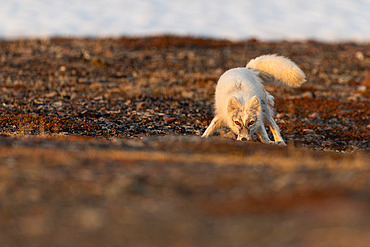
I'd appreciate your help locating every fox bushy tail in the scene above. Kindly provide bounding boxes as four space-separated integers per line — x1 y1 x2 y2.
246 54 306 87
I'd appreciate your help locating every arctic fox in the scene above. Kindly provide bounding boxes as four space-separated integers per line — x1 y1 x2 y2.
201 54 306 145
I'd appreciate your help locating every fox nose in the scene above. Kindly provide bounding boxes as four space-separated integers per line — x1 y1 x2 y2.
241 137 248 141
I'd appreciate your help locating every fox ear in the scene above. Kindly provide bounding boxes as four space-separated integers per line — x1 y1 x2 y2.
248 96 261 112
228 97 242 112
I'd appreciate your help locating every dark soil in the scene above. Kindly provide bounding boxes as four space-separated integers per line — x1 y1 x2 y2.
0 36 369 247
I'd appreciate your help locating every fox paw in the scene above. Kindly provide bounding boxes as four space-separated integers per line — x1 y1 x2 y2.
276 141 287 146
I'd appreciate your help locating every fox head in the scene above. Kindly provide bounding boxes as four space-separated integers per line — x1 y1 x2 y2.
227 96 261 141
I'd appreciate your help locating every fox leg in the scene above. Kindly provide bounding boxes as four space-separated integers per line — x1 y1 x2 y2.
256 125 274 144
266 117 286 146
202 115 222 138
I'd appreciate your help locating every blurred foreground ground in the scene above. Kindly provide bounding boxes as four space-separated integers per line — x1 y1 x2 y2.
0 37 369 246
0 135 369 247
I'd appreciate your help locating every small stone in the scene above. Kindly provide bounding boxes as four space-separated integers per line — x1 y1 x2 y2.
94 96 103 101
136 102 146 110
303 129 314 133
70 93 78 100
309 112 319 119
165 117 177 123
91 57 106 67
358 85 367 92
53 101 62 107
354 51 364 61
347 93 363 101
45 92 57 98
301 91 314 98
275 113 283 119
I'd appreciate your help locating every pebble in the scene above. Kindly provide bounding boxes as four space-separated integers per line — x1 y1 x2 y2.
357 85 367 92
303 129 314 133
275 113 283 119
136 102 147 110
347 93 363 101
354 51 364 61
70 93 78 100
45 92 58 98
53 101 63 108
301 91 314 98
165 117 177 123
309 112 319 119
94 96 103 101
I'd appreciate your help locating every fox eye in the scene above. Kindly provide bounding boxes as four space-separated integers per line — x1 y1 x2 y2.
234 121 241 126
248 120 255 127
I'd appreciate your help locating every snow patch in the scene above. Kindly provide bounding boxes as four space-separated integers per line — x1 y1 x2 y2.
0 0 369 41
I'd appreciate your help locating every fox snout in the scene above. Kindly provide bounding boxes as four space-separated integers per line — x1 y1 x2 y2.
236 128 252 141
237 135 250 141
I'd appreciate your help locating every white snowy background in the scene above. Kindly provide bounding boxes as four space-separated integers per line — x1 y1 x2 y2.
0 0 369 41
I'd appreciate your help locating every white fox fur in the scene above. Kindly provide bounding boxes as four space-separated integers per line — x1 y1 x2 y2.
202 54 306 145
246 54 306 87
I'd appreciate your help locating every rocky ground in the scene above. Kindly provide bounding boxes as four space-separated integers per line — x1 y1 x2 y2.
0 36 369 246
